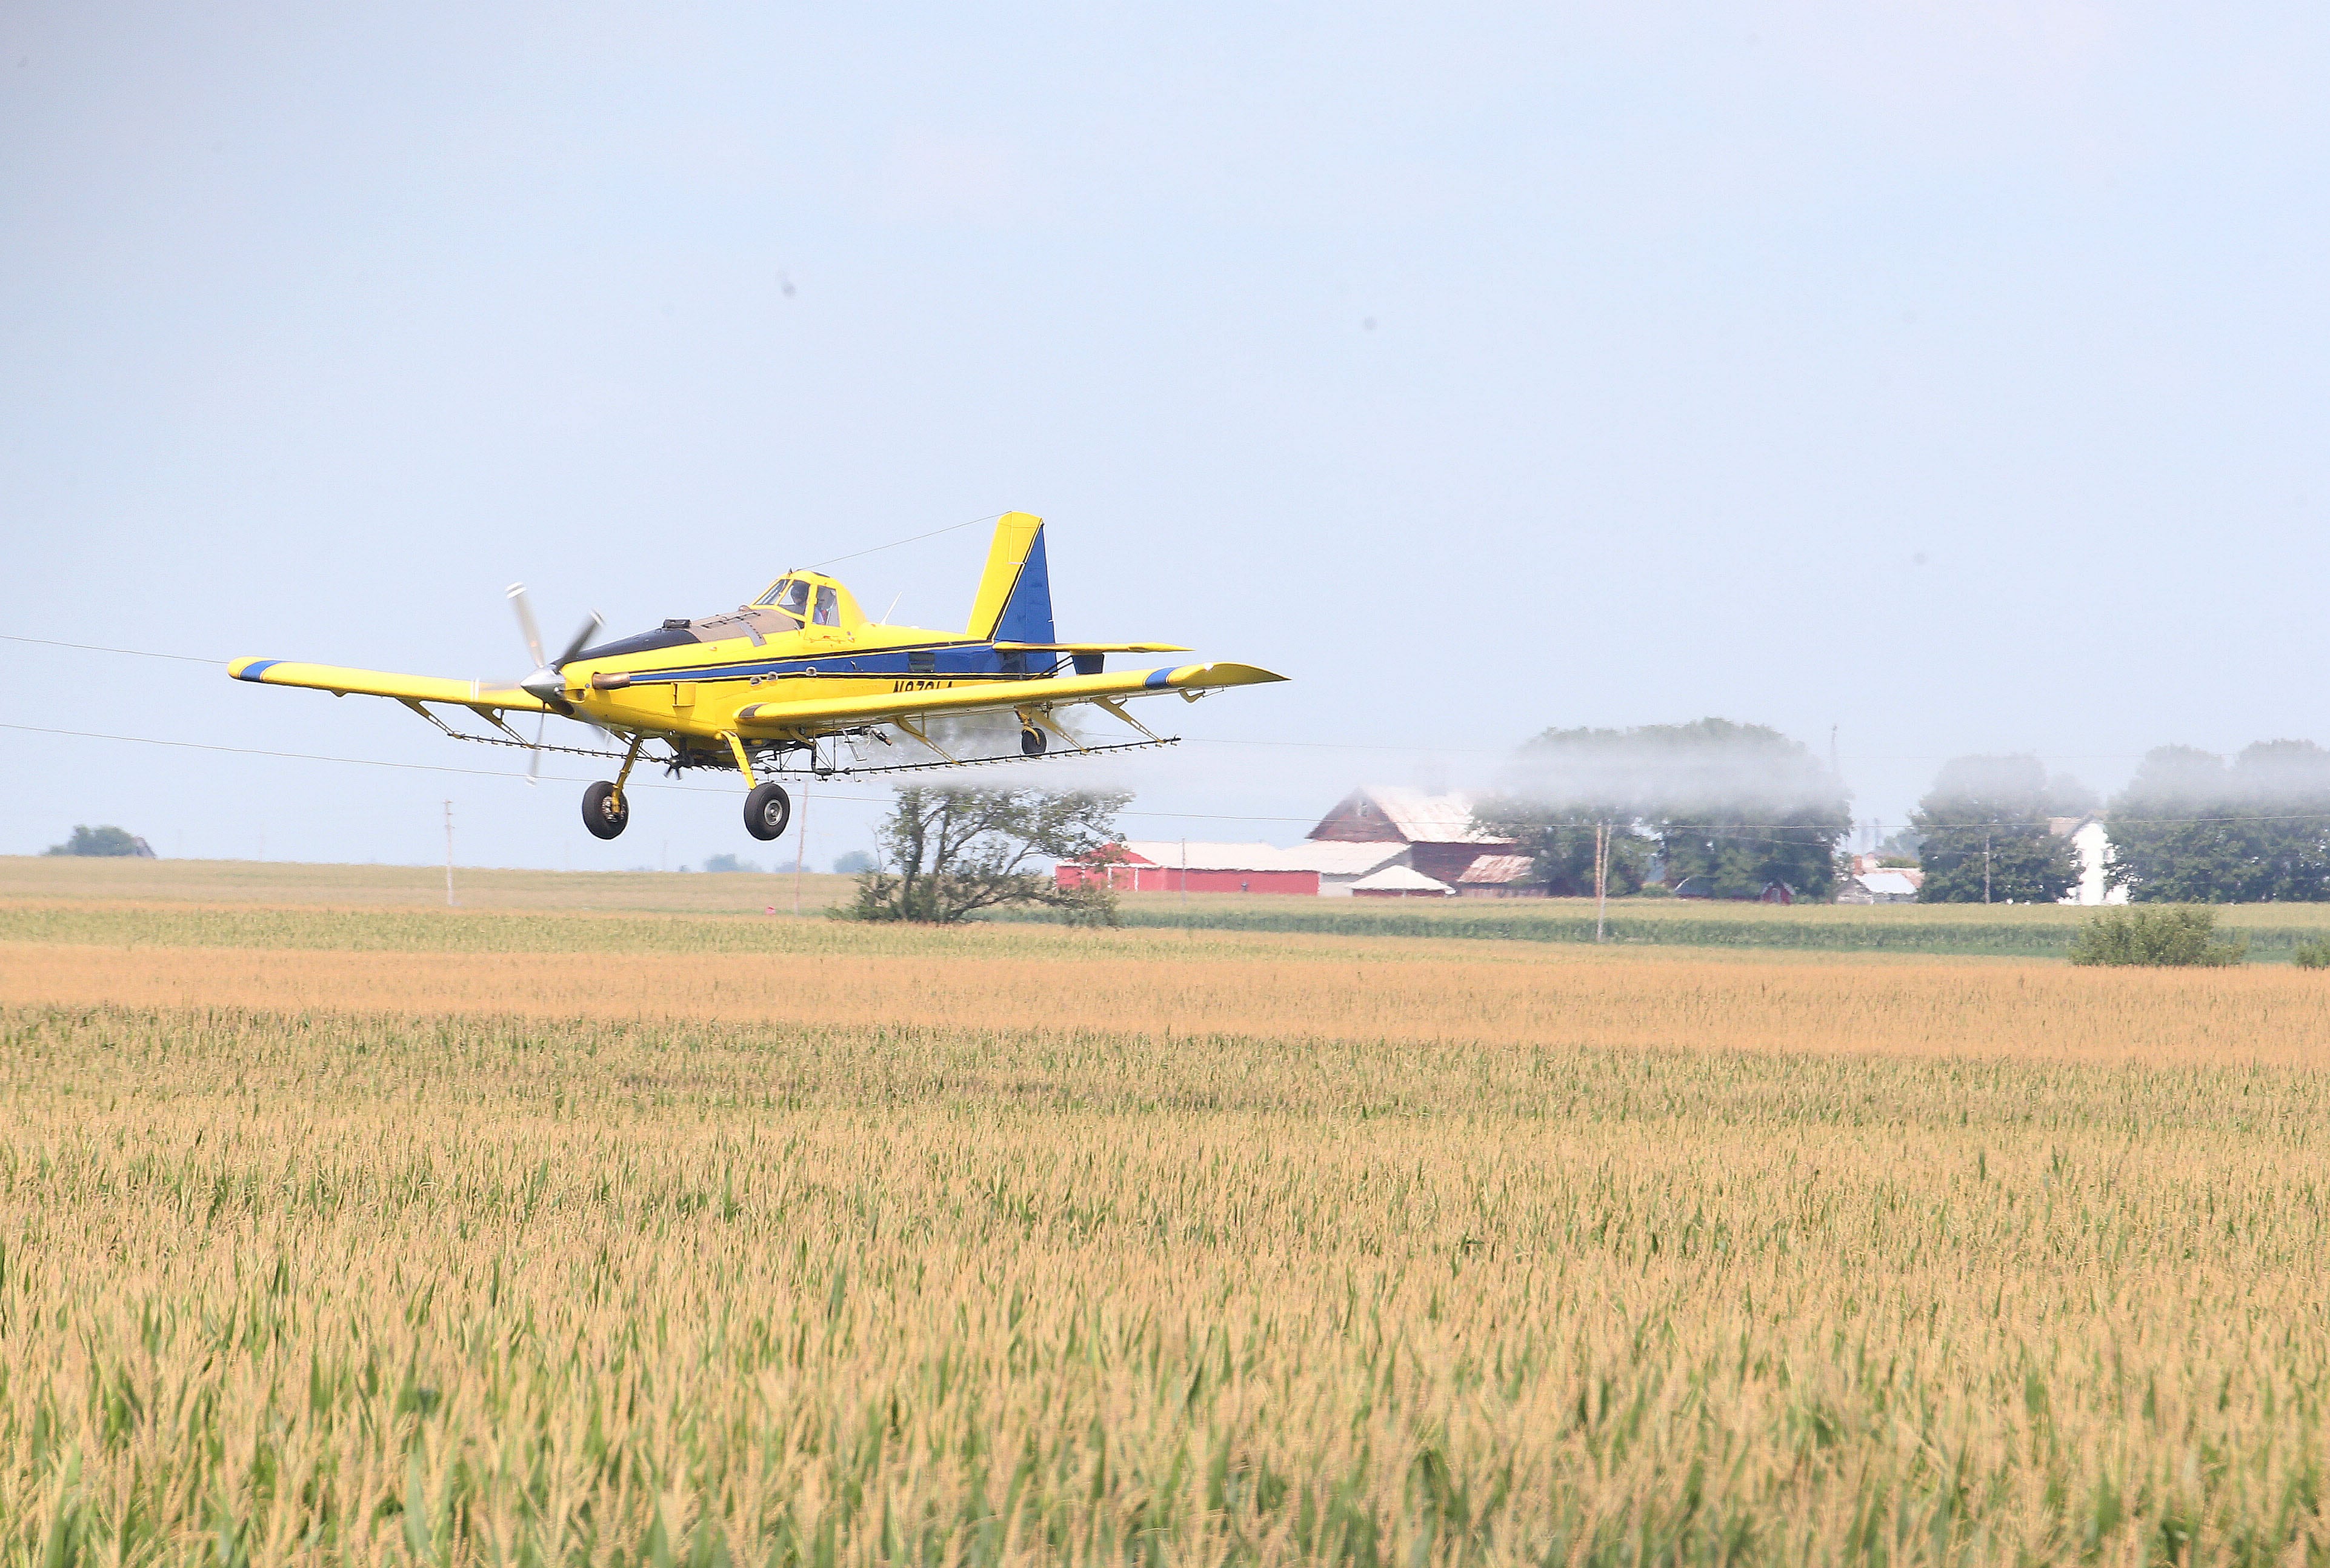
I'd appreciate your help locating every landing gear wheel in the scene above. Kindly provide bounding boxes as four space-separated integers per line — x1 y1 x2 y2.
744 781 792 841
1020 725 1048 756
581 780 630 840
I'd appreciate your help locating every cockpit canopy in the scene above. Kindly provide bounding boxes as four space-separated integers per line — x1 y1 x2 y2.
570 571 867 664
753 572 864 629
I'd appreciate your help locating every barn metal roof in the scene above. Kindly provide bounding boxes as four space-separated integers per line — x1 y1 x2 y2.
1855 871 1921 898
1348 864 1455 893
1274 841 1409 876
1313 787 1506 846
1113 840 1300 872
1455 853 1534 885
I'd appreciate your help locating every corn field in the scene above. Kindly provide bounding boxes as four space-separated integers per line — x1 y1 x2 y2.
6 891 2330 1564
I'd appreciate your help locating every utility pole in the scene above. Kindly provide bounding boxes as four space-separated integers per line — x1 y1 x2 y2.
792 784 811 916
442 801 458 907
1594 820 1610 942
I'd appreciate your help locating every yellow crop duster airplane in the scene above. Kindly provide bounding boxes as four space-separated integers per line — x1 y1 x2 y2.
229 514 1283 842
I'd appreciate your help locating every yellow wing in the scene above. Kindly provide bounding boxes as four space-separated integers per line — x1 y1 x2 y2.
731 662 1283 736
227 657 552 715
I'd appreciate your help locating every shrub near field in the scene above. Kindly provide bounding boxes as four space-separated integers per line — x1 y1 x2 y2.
10 986 2330 1563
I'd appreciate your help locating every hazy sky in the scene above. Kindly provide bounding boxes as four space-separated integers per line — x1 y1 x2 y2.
6 3 2328 871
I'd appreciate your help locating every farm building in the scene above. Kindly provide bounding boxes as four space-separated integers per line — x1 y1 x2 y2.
1055 788 1540 897
1277 839 1409 896
1836 869 1920 904
1453 854 1536 898
1673 877 1797 903
1348 865 1455 898
1306 787 1536 894
1054 842 1319 895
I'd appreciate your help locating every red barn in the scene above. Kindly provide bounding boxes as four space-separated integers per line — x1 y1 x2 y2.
1056 842 1320 895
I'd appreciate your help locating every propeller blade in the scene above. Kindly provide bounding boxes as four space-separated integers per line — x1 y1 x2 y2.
528 711 546 785
554 610 605 669
507 583 547 673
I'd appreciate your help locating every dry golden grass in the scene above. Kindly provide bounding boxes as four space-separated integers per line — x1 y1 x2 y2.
10 899 2330 1564
0 854 859 913
9 902 2330 1066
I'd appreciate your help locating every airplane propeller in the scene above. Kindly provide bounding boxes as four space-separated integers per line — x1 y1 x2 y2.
505 583 602 783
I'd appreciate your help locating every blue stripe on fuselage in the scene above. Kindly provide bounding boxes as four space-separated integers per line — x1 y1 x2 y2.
628 642 1019 685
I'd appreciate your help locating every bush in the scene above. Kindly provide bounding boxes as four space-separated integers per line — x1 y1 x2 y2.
2292 936 2330 969
2068 906 2247 968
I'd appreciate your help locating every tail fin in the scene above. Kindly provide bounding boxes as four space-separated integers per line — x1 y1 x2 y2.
965 512 1054 642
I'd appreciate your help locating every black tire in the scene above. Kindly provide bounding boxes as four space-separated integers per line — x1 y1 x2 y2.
581 780 629 840
1020 725 1048 756
744 781 792 841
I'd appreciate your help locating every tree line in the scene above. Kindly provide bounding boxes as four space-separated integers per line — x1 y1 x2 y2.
1477 722 2330 904
831 723 2330 922
1475 719 1850 900
1900 743 2330 903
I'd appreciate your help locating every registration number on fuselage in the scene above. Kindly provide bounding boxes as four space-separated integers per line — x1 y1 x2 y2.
892 679 953 692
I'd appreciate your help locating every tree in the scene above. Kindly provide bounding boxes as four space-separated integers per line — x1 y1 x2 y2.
1478 719 1850 900
832 849 877 875
2106 742 2330 902
1474 726 1651 896
700 853 762 873
846 785 1128 924
1910 756 2090 904
43 825 147 857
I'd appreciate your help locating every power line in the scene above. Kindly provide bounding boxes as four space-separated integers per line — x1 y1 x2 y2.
0 633 223 665
804 512 1004 571
0 721 688 788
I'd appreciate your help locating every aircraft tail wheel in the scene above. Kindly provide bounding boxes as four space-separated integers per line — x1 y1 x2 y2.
744 781 792 841
581 780 630 840
1020 725 1048 756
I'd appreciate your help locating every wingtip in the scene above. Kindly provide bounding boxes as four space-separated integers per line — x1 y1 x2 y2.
1199 662 1288 686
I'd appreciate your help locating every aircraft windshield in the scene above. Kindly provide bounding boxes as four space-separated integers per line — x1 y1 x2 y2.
757 578 813 616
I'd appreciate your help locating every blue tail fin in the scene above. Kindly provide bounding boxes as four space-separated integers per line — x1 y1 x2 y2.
966 513 1055 643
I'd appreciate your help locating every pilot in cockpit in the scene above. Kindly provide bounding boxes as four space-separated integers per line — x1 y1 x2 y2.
761 577 812 620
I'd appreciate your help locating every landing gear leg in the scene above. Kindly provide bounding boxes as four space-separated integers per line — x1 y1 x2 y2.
581 735 644 840
581 781 629 839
